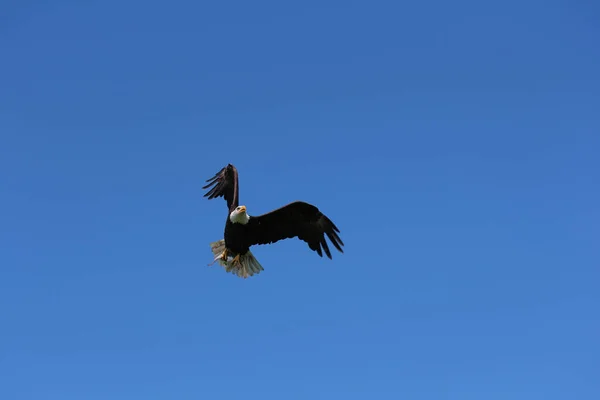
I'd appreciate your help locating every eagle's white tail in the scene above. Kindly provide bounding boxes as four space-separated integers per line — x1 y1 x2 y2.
208 239 264 279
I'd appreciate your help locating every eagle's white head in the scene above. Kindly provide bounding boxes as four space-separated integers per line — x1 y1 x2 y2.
229 205 250 224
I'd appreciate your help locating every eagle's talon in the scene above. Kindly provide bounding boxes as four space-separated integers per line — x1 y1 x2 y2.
232 254 242 267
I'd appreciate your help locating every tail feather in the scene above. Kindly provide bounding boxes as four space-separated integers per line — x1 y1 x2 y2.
208 239 264 279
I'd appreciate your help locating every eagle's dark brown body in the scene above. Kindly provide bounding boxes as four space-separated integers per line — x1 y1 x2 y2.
223 216 249 256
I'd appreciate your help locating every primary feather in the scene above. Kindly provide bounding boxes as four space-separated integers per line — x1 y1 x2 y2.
202 164 239 212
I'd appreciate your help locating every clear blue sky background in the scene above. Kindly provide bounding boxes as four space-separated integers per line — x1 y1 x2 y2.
1 1 599 399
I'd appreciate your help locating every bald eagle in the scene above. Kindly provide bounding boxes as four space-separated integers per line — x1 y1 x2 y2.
203 164 344 278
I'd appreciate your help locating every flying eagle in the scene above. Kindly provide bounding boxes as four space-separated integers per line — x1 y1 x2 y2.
203 164 344 278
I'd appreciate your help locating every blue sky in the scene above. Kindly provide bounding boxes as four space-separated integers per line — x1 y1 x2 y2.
1 0 599 398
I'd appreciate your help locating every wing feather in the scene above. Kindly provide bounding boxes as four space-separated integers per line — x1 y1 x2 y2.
246 201 344 259
202 164 239 211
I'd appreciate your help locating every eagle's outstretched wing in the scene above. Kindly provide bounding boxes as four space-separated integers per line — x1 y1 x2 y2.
246 201 344 258
202 164 239 212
